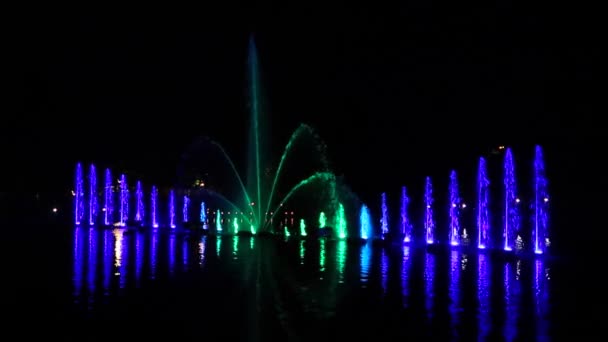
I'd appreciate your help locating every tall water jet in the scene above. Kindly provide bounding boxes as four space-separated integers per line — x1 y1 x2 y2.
503 148 520 251
335 203 347 239
74 162 84 225
424 176 435 244
533 145 550 254
104 168 113 226
360 204 372 240
200 202 207 229
246 36 267 230
119 174 128 227
401 186 412 243
216 209 222 232
448 170 461 246
183 195 190 223
88 164 97 225
169 189 176 228
477 157 490 249
300 218 307 236
380 192 389 239
135 181 144 222
151 185 159 228
319 212 327 228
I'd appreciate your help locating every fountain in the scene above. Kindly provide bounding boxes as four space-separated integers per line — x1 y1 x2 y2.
169 189 176 228
200 202 207 229
88 164 97 225
533 145 550 254
151 185 158 228
215 209 222 232
424 177 435 244
360 204 372 240
300 218 307 236
503 148 520 251
380 192 389 239
401 186 412 243
104 168 113 226
477 157 490 249
183 195 190 223
119 174 128 227
135 181 144 222
74 162 84 225
448 170 461 246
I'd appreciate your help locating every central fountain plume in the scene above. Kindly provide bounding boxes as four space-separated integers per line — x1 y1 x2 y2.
401 186 412 243
448 170 461 246
424 177 435 244
477 157 490 249
119 174 128 227
74 162 84 225
88 164 97 225
380 192 389 239
104 169 113 226
360 204 372 240
503 148 520 251
135 181 144 222
533 145 549 254
151 186 158 228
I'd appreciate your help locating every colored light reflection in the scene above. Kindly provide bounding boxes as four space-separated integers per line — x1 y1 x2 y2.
169 233 176 275
232 236 239 260
424 253 435 321
478 253 491 341
102 229 113 295
72 227 85 299
401 245 411 307
198 236 207 266
299 240 305 265
319 239 326 272
150 230 159 279
135 232 144 287
337 240 346 284
87 228 98 303
448 250 462 338
380 249 388 295
360 242 371 286
503 261 521 342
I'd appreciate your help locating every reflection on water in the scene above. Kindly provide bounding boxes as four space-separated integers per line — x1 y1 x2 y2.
70 227 555 339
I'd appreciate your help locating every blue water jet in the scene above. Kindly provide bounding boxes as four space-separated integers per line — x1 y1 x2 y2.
135 181 144 222
477 157 490 249
401 186 413 243
169 189 176 228
533 145 550 254
119 174 128 227
360 204 372 240
74 162 84 225
104 168 113 226
151 185 159 228
88 164 97 226
448 170 461 246
424 176 435 244
183 195 190 223
503 148 520 251
200 202 208 229
380 192 389 239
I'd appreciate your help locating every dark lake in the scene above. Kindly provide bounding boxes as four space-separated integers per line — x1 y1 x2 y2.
2 223 592 341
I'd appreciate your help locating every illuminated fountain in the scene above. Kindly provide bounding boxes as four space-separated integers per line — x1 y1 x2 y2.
448 170 461 246
119 174 128 227
477 157 490 249
424 177 435 244
135 181 144 223
169 189 176 228
104 168 113 226
380 192 389 239
503 148 520 251
200 202 207 229
88 164 97 225
177 36 345 237
359 204 372 240
183 195 190 223
151 185 159 228
401 186 412 243
74 162 84 225
533 145 550 254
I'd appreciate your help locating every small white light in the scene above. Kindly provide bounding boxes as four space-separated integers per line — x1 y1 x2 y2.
52 208 58 213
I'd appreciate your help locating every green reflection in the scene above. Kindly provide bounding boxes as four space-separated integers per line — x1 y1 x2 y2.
337 240 346 283
319 239 326 272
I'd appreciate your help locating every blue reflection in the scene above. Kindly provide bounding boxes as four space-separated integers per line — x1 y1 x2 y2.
182 238 189 270
135 231 144 287
360 242 372 286
87 228 98 303
380 249 388 295
72 227 85 300
424 252 435 320
449 250 461 337
150 230 159 279
169 233 176 275
503 261 521 342
477 253 491 342
401 245 411 307
102 229 113 295
534 259 550 341
198 236 207 267
115 229 128 289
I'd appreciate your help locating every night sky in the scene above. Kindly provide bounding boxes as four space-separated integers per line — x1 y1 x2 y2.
14 4 597 226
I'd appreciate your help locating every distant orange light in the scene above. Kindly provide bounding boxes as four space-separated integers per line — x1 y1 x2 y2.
498 145 505 150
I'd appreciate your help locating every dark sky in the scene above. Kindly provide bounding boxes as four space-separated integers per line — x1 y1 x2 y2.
13 3 597 210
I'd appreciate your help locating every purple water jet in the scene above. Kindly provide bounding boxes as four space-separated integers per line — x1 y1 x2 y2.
533 145 550 254
424 176 435 244
135 181 144 222
477 157 490 249
104 168 113 226
183 195 190 223
151 185 159 228
400 186 412 243
88 164 97 225
74 162 84 225
119 174 128 227
503 148 520 251
169 189 176 228
380 192 389 239
448 170 461 246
